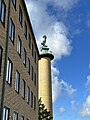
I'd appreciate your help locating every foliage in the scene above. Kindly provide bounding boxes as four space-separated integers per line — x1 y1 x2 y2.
38 98 53 120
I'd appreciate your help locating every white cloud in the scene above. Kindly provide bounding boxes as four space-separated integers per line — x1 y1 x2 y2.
85 63 90 88
59 107 66 113
52 65 76 102
71 100 76 106
80 95 90 117
70 100 78 110
54 106 66 115
89 63 90 69
26 0 78 12
25 0 72 60
60 80 76 95
52 0 78 11
51 65 61 102
86 75 90 87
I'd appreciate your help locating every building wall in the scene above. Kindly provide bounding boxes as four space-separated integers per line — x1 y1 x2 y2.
0 0 39 120
0 0 9 112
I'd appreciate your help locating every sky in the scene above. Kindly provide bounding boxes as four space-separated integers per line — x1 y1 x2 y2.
25 0 90 120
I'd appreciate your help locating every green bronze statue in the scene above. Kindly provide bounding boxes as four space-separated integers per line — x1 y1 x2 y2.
41 35 47 47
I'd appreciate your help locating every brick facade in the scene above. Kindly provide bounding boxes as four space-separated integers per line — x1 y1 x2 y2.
0 0 39 120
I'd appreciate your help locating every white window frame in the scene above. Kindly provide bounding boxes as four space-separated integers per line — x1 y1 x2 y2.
27 86 30 104
17 36 21 56
0 0 6 25
15 70 20 93
6 58 13 85
9 19 15 43
13 112 18 120
20 115 24 120
3 106 9 120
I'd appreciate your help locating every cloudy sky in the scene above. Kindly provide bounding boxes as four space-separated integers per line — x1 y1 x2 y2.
25 0 90 119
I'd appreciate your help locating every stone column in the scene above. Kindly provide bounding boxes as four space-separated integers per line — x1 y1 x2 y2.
38 35 54 115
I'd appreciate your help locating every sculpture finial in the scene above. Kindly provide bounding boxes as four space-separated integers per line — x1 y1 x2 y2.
43 35 47 41
41 35 47 47
41 35 49 53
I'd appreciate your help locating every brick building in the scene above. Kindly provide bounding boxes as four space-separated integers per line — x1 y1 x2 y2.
0 0 39 120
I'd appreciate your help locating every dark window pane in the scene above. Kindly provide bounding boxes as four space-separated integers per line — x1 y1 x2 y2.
31 66 33 81
34 72 36 86
28 34 31 48
22 79 25 98
24 22 27 39
34 96 36 110
28 58 30 75
19 6 22 25
9 19 15 43
31 91 33 108
0 1 6 25
12 0 16 8
23 48 26 66
0 46 2 75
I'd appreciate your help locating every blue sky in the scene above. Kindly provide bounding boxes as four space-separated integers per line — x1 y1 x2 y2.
25 0 90 119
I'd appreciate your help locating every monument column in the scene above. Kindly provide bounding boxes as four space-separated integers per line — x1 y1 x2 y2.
38 35 54 115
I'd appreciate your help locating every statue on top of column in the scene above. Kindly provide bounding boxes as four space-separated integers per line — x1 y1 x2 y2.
41 35 47 48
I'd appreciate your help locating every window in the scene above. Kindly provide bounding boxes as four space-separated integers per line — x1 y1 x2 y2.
6 58 13 85
20 115 24 120
0 46 2 75
23 48 26 66
31 66 33 81
34 72 36 86
0 1 6 25
3 106 9 120
9 19 15 43
27 86 30 104
19 6 22 25
24 22 27 39
28 34 31 48
22 79 25 98
34 52 36 63
32 44 36 63
15 71 20 93
31 91 33 108
32 43 36 63
26 119 29 120
12 0 16 8
32 44 34 57
34 96 36 110
13 112 18 120
17 36 21 56
28 58 30 75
